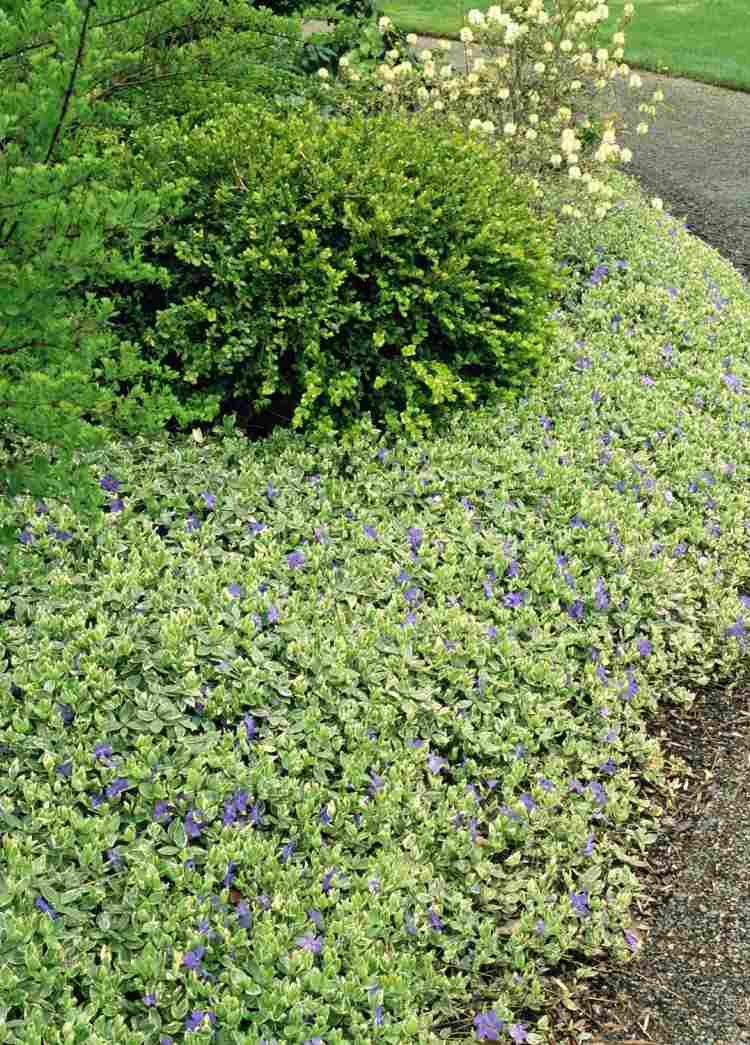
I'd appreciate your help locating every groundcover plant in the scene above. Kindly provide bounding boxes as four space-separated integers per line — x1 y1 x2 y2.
2 170 750 1044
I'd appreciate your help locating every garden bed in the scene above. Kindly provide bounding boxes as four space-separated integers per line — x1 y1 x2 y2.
2 168 750 1043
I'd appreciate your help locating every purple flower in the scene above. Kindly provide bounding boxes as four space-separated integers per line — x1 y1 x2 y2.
538 777 553 792
725 617 748 647
106 848 123 867
374 1005 384 1026
641 374 655 386
367 876 380 895
506 559 519 578
94 742 114 765
487 624 498 640
569 778 584 794
409 738 425 749
599 757 617 776
143 993 157 1007
257 894 271 911
280 840 296 863
582 833 595 856
404 912 417 935
185 513 201 533
106 777 130 799
503 591 527 609
539 415 553 431
589 781 608 806
519 793 536 813
248 519 267 535
243 715 258 741
620 671 638 701
407 527 423 553
223 862 239 888
596 664 609 686
364 525 378 539
35 895 58 919
566 599 584 621
429 910 445 931
200 491 216 509
287 550 305 569
638 638 652 656
108 498 125 514
570 890 591 917
153 800 172 822
624 928 639 951
266 481 279 501
182 946 206 971
307 909 324 931
428 754 448 774
56 760 72 778
185 1011 216 1032
535 918 546 937
296 933 322 954
368 770 384 797
184 810 204 839
723 372 743 392
228 582 244 598
404 586 422 606
322 868 337 894
474 1009 505 1041
509 1025 529 1043
100 474 120 492
236 900 252 929
589 263 609 286
570 513 587 529
594 577 609 611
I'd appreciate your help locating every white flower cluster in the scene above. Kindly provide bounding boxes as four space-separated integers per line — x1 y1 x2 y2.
330 0 666 226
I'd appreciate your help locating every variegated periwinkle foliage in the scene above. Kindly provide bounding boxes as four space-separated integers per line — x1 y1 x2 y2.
1 173 750 1043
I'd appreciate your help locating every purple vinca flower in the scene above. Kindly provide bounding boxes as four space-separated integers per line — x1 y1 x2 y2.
287 550 305 569
296 933 322 954
570 890 591 917
185 1011 217 1032
182 946 206 971
503 591 527 609
474 1009 505 1041
509 1025 529 1043
35 895 59 919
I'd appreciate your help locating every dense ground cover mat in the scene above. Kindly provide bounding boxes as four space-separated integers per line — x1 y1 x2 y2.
1 171 750 1044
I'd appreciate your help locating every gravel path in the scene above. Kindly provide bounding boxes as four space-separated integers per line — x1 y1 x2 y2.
303 22 750 1043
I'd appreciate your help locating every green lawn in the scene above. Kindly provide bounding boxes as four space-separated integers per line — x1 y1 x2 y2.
379 0 750 92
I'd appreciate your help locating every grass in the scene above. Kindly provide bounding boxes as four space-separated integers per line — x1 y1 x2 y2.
378 0 750 92
3 164 750 1043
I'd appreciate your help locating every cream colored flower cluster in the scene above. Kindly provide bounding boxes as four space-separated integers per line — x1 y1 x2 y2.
328 0 667 225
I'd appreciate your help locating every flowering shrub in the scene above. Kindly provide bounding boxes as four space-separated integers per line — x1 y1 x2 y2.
2 172 750 1042
78 102 562 442
327 1 666 227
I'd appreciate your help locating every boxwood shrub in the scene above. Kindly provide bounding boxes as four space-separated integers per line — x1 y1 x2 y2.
79 103 563 441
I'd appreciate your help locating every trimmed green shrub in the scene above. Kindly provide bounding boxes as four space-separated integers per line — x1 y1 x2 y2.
79 103 564 441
